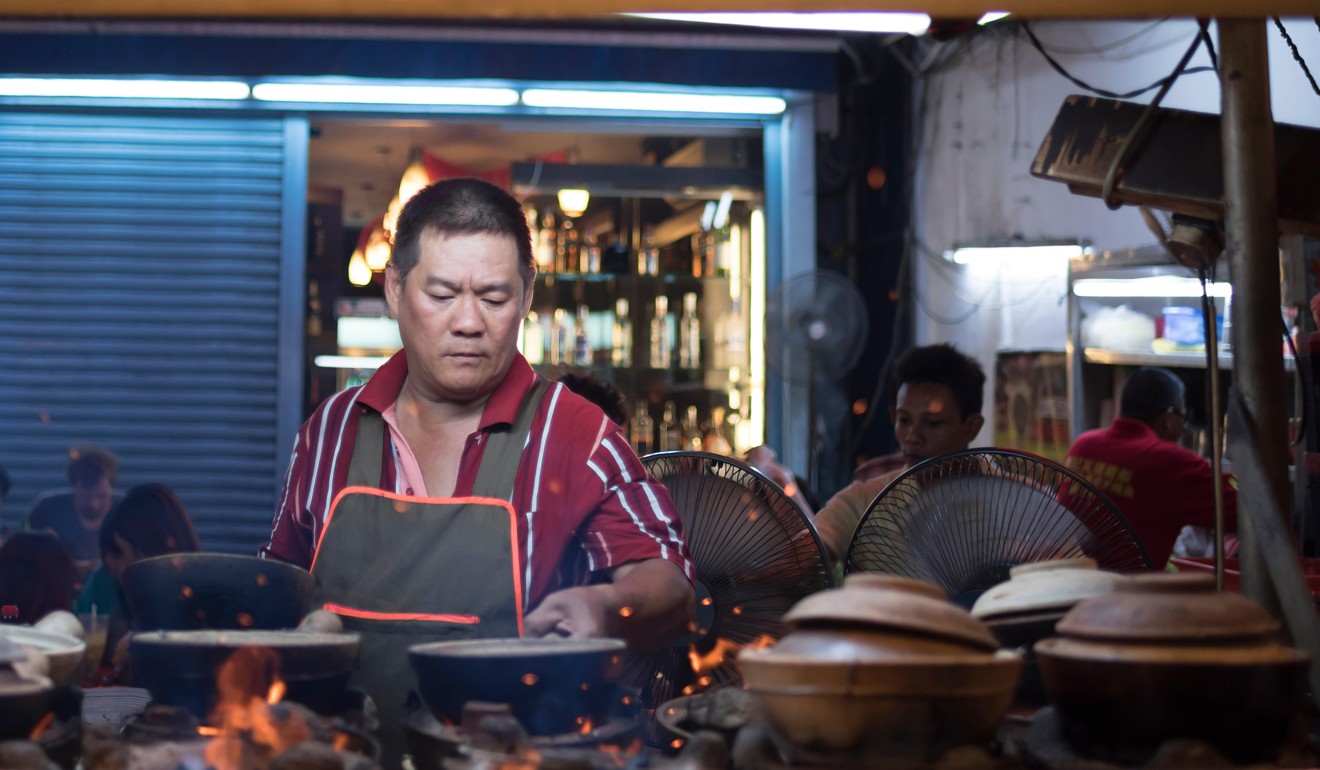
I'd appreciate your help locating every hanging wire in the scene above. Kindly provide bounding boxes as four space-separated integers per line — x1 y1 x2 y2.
1021 21 1216 100
1273 17 1320 97
1196 18 1219 72
1100 28 1207 209
1029 19 1169 56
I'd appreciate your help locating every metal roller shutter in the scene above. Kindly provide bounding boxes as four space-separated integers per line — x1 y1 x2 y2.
0 110 303 554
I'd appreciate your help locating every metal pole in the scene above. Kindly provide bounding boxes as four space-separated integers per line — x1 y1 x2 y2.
1218 19 1286 607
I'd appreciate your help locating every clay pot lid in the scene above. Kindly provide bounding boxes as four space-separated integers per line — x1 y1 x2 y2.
784 574 999 651
1055 572 1280 643
971 558 1129 619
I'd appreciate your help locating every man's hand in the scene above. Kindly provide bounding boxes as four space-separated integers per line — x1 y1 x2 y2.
524 583 618 639
524 559 693 652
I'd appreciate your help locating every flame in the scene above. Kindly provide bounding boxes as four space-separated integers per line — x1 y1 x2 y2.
688 637 744 673
27 712 54 740
332 732 350 751
596 738 644 767
576 715 593 735
745 634 776 650
201 646 311 770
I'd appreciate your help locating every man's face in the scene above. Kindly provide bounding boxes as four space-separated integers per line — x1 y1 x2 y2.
892 381 984 466
386 230 533 404
73 477 114 523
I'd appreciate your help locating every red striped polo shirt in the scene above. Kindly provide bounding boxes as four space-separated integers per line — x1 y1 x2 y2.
261 350 693 610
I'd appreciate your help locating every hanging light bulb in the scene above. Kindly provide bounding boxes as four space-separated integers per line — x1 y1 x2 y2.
382 195 402 240
348 248 372 287
397 148 430 207
557 188 590 218
365 228 392 272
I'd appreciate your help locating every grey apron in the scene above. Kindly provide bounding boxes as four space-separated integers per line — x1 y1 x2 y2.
311 379 546 767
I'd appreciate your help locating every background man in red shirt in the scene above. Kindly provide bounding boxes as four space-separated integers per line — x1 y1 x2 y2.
1064 366 1237 568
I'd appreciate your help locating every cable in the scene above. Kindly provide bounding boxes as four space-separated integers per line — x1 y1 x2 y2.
1021 21 1216 100
1030 19 1168 55
1196 18 1219 72
1100 27 1205 209
1273 17 1320 97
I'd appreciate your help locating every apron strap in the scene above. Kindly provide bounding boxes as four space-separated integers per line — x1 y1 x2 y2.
348 405 385 489
346 377 549 496
473 378 549 500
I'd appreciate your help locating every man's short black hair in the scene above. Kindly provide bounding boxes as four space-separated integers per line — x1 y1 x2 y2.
66 444 118 488
1119 367 1185 425
894 343 986 419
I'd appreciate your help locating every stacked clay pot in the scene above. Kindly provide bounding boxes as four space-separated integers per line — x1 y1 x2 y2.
1035 572 1310 764
971 558 1129 706
738 574 1021 763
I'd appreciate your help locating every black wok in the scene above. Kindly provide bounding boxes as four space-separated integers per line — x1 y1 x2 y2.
129 629 359 718
409 637 626 736
122 553 315 631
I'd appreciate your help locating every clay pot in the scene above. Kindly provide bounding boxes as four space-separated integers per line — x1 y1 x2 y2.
739 575 1020 761
784 574 998 651
1035 572 1309 764
971 558 1128 708
971 558 1129 621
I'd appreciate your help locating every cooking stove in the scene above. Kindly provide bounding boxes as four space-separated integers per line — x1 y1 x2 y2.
21 684 83 770
405 700 650 770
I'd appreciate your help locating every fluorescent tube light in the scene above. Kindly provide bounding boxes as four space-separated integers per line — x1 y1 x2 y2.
0 78 250 100
946 243 1088 266
977 11 1012 24
1073 277 1233 298
314 355 392 370
521 89 786 116
252 82 519 106
628 12 930 35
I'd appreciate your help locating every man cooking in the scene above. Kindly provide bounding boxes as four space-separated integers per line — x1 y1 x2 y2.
261 178 694 760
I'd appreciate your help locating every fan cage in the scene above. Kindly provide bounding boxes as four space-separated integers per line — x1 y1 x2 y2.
624 450 834 708
844 449 1151 604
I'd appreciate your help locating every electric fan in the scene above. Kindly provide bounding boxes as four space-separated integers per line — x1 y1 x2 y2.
845 449 1151 607
765 270 868 385
623 451 834 707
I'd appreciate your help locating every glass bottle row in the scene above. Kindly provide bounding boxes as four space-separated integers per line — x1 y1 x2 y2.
628 401 736 457
527 207 737 279
520 292 707 370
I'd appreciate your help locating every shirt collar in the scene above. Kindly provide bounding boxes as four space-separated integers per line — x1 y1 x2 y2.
1112 416 1159 437
357 348 536 432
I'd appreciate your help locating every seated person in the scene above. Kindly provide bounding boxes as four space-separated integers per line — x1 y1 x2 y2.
557 372 629 426
1064 367 1237 568
0 531 79 625
77 483 202 672
27 444 121 572
748 343 987 563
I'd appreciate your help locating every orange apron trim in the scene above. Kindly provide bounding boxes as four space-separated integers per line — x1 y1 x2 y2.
322 602 480 624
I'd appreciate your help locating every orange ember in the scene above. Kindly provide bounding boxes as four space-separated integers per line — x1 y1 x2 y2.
27 711 54 741
576 716 593 735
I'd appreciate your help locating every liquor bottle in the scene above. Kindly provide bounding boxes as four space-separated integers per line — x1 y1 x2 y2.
638 225 659 277
581 233 602 274
558 220 579 275
659 401 681 451
611 298 632 367
681 405 703 450
549 308 568 365
629 399 654 455
703 406 734 455
650 295 672 369
522 311 544 365
678 292 701 369
536 210 557 274
573 304 594 366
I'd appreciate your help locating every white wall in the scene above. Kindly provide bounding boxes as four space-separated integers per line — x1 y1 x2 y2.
911 19 1320 444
